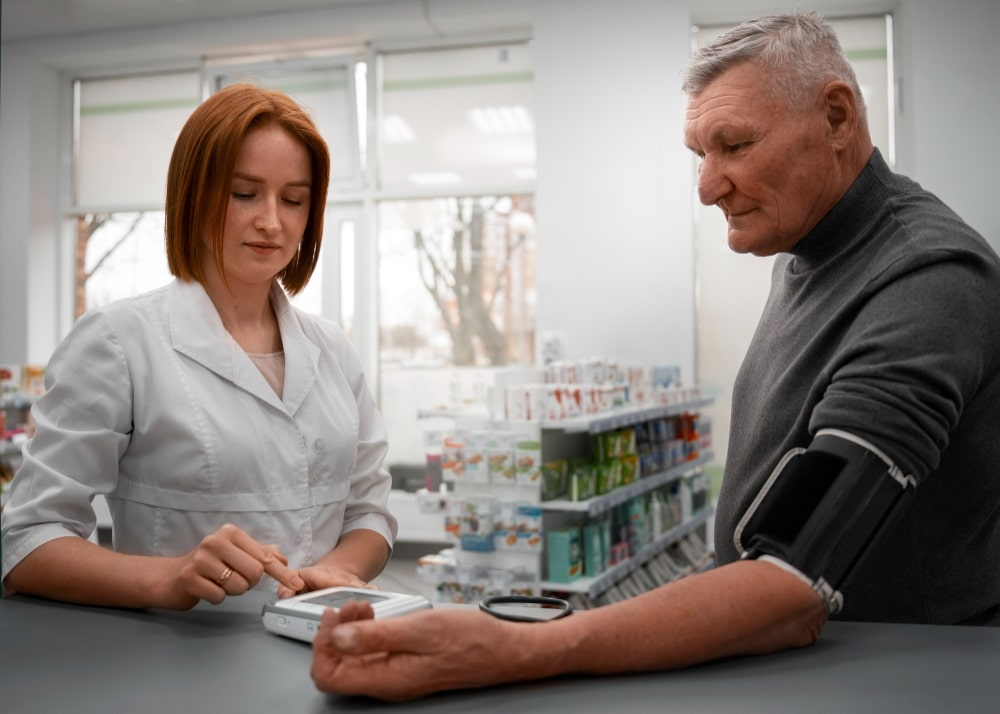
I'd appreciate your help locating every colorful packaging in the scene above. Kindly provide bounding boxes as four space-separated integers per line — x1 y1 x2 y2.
619 427 637 456
546 527 583 583
568 459 596 501
526 384 548 421
620 453 639 486
541 460 568 501
516 504 543 551
441 433 466 482
487 432 516 484
595 459 621 496
593 430 620 462
21 365 45 397
504 385 529 420
459 496 496 552
580 356 607 385
583 521 607 577
597 384 615 412
514 438 542 485
443 495 462 543
464 431 490 483
493 498 520 550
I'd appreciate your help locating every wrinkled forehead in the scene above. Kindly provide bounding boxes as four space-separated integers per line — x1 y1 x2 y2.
684 65 778 137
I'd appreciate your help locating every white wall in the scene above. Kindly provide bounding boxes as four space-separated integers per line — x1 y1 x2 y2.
894 0 1000 251
534 0 696 379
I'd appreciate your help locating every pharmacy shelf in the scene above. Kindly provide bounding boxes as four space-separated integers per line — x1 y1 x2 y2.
541 450 714 517
541 506 714 599
1 442 24 457
549 395 714 435
0 393 35 409
418 393 714 436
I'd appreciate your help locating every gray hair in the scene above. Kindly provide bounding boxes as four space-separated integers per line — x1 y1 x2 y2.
682 12 867 124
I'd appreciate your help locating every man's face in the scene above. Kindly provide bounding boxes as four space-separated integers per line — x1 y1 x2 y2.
684 62 841 256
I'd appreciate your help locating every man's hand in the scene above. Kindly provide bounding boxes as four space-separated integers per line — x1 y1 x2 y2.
310 601 529 701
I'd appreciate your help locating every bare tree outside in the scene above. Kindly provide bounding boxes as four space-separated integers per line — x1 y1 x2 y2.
74 213 146 318
73 212 171 319
381 195 535 368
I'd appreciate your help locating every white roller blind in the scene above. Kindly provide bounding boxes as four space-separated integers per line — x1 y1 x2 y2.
379 44 535 192
213 62 361 189
76 71 201 208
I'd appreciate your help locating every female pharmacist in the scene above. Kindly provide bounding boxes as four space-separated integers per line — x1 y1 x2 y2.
1 83 396 609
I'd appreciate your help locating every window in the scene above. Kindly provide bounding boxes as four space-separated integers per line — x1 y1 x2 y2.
375 44 536 464
72 71 200 317
67 43 537 469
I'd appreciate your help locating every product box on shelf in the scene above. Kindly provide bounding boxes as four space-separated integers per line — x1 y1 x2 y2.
0 364 21 396
583 520 610 577
546 527 583 583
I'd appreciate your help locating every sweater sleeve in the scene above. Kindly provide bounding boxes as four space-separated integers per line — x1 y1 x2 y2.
809 248 1000 482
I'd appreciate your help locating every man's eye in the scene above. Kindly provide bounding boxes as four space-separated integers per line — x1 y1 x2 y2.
727 142 747 152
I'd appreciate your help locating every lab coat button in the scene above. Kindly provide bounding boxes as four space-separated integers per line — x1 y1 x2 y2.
313 438 325 452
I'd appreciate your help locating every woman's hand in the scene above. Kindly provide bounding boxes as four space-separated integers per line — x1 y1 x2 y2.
162 523 304 609
276 564 372 600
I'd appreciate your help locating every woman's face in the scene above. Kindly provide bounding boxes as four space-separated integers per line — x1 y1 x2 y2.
212 122 312 290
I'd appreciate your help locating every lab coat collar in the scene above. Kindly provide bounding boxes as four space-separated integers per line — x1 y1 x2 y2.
166 279 319 415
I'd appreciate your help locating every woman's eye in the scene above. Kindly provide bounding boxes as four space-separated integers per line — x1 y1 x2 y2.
232 192 255 200
283 198 304 207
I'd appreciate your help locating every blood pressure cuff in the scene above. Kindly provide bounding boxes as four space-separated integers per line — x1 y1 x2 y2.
734 429 917 614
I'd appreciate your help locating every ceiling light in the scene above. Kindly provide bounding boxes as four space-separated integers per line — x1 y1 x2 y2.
468 106 534 135
382 114 415 143
407 172 463 186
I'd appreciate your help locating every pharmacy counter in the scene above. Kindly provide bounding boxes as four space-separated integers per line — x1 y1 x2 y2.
1 591 997 713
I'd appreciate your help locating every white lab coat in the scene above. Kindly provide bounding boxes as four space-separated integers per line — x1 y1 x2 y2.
1 279 397 594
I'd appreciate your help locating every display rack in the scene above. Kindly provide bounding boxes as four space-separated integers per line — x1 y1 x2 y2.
542 450 714 516
542 506 713 598
1 393 34 511
417 391 715 604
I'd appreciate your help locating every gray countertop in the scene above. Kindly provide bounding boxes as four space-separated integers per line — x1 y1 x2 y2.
1 591 998 713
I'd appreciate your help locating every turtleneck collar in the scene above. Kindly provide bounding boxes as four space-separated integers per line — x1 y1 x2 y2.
787 148 891 271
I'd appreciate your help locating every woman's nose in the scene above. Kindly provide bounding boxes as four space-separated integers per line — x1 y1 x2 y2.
255 197 281 232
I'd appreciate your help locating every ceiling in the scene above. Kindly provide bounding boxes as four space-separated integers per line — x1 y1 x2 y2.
1 0 392 42
2 0 892 43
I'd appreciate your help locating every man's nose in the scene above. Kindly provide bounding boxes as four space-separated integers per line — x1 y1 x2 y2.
697 156 731 206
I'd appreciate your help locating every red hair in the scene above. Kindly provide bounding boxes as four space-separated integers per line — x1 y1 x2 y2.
165 83 330 294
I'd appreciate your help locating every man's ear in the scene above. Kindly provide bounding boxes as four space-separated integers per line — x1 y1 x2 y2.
822 81 859 148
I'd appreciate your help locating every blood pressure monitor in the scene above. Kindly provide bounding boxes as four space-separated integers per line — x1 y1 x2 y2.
262 586 432 642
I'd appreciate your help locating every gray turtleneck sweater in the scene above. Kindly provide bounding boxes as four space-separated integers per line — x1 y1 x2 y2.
716 149 1000 625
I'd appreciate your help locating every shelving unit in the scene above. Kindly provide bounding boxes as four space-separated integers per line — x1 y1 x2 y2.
542 450 714 516
542 507 713 598
550 396 715 435
416 391 716 604
1 391 113 538
1 393 34 511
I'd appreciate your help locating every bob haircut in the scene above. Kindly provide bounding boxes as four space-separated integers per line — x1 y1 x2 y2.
165 82 330 295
